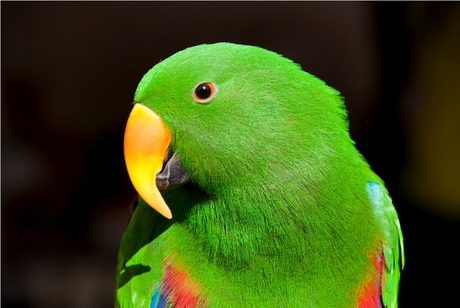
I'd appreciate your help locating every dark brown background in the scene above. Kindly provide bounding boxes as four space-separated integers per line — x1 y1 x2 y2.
2 2 460 307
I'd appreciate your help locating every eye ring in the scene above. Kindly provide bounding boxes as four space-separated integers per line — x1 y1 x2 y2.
192 81 217 103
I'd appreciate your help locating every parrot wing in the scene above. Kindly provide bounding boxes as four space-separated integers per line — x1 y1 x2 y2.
367 181 405 308
115 198 172 308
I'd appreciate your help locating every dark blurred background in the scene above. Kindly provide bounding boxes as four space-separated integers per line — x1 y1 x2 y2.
2 2 460 307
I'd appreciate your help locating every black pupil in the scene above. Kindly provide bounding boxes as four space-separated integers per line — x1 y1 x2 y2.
195 83 212 99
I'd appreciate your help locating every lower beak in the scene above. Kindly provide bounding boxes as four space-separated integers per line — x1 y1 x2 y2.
123 103 173 219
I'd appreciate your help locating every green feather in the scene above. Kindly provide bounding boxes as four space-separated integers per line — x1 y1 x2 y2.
116 43 403 307
367 181 404 308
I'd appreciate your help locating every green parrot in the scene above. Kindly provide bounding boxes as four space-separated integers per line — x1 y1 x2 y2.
116 43 404 308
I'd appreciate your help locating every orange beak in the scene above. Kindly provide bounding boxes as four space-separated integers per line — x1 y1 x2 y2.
124 103 173 219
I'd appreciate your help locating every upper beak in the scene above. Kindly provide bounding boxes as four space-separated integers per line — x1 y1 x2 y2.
123 103 173 219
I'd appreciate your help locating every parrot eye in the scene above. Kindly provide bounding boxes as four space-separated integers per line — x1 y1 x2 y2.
192 82 217 103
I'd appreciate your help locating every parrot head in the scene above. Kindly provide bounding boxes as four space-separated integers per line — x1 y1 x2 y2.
124 43 350 219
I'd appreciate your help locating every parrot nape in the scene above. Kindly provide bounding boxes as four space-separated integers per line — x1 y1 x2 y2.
116 43 404 308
